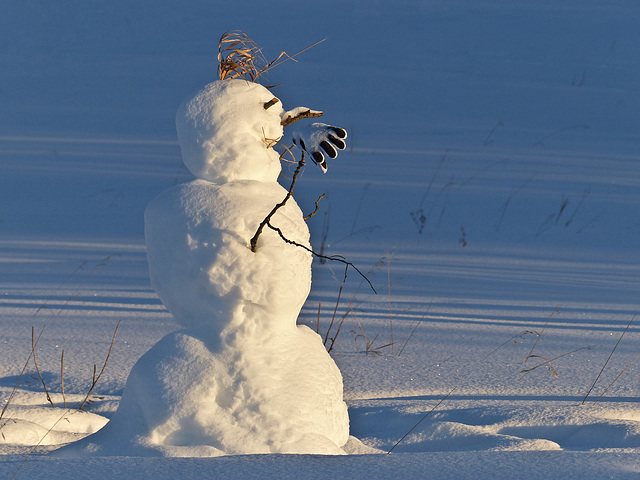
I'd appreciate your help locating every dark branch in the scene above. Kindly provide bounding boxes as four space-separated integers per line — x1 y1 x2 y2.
250 152 306 252
304 193 326 220
266 220 376 293
251 149 376 294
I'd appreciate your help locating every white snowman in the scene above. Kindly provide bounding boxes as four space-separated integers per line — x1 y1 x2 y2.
58 58 352 456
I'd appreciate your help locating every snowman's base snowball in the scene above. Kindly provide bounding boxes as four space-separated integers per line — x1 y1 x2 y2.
56 322 349 457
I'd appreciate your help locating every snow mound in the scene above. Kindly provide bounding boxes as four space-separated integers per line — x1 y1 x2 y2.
349 402 640 453
0 405 107 447
58 326 348 456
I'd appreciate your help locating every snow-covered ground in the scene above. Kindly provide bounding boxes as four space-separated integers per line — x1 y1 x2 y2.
2 0 640 478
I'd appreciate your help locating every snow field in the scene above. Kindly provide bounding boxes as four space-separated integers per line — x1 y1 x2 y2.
2 0 640 478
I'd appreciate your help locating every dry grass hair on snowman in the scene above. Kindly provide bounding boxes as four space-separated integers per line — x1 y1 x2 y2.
217 30 348 174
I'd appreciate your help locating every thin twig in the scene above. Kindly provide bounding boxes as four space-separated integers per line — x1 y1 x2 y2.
266 221 376 293
583 315 636 405
387 387 456 454
304 193 326 220
252 146 376 293
397 321 420 357
77 321 120 411
250 152 306 252
32 326 55 408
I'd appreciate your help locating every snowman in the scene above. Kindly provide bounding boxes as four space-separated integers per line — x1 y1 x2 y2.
58 36 352 457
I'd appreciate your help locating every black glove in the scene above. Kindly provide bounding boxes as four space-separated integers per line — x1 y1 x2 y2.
292 122 347 172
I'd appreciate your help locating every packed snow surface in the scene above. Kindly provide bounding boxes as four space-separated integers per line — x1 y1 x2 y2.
2 0 640 478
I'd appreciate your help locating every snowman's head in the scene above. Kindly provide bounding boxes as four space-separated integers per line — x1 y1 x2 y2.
176 79 285 184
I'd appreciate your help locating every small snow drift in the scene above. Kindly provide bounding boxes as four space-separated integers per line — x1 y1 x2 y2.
56 74 350 456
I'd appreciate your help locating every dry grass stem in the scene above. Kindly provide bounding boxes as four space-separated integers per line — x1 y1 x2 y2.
10 409 76 480
34 261 87 316
218 31 325 83
524 306 558 365
583 314 636 405
324 279 344 346
483 329 539 361
274 141 299 165
594 347 640 404
387 387 456 454
258 38 326 80
397 309 429 357
77 320 120 411
519 345 596 378
54 255 114 316
326 285 355 354
32 326 55 408
521 354 558 377
218 31 266 81
1 327 46 425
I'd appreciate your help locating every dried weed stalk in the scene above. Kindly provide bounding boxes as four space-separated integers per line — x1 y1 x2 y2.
583 314 636 405
218 31 325 83
523 306 558 375
218 31 267 82
77 320 120 411
32 326 55 408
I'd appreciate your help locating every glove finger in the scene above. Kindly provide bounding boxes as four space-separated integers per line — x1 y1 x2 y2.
319 140 338 159
327 134 346 150
328 126 347 139
311 150 327 172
